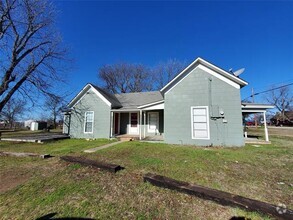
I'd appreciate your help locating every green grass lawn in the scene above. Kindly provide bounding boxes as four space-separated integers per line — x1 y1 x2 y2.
0 129 63 137
0 138 115 155
0 133 292 219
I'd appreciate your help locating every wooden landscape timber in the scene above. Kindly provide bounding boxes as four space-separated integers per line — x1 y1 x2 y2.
0 151 51 159
144 173 293 220
60 156 124 173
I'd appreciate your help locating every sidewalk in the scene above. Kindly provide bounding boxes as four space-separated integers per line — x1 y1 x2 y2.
84 140 126 153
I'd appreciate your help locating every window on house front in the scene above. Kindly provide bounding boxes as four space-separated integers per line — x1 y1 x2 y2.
191 106 210 139
84 111 94 133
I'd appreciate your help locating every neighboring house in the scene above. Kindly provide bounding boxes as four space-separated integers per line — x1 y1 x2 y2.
63 57 274 146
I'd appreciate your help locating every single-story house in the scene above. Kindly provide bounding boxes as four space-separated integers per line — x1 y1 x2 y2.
63 57 274 147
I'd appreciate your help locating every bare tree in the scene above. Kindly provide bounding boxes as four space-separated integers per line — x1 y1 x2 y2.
152 59 186 89
0 98 26 128
266 86 293 121
44 95 63 129
0 0 67 112
98 63 153 93
98 59 186 94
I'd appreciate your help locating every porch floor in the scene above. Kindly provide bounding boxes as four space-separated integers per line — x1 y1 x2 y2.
115 134 164 141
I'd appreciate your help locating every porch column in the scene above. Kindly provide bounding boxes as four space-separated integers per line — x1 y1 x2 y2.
110 111 114 138
139 110 142 140
263 111 269 142
143 111 146 138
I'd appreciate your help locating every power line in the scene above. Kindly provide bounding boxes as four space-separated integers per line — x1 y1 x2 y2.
242 82 293 101
252 79 293 91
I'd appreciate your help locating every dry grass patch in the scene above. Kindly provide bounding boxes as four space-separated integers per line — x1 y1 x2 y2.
0 134 292 219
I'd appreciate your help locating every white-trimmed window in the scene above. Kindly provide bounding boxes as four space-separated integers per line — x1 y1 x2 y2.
84 111 94 133
191 106 210 139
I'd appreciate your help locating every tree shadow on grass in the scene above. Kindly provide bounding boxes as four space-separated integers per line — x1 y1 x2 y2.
36 212 95 220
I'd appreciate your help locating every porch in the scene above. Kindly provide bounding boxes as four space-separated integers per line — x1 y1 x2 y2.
110 101 164 141
242 103 275 144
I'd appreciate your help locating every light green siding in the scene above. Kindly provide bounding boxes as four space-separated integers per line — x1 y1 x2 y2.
164 67 244 147
69 88 111 138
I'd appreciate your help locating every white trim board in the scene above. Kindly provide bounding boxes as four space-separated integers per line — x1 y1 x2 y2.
161 57 248 94
165 64 241 95
198 65 240 89
90 86 111 107
68 84 91 107
241 104 275 109
141 103 164 110
114 112 120 135
138 100 164 109
191 106 210 140
69 84 111 108
242 110 267 113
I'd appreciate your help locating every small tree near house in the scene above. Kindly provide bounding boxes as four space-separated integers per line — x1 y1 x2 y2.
266 86 293 121
0 98 26 129
44 95 64 129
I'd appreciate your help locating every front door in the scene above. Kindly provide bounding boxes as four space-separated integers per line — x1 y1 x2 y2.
148 112 159 133
129 112 139 134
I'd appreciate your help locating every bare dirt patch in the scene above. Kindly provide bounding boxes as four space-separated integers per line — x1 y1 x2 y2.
0 170 31 193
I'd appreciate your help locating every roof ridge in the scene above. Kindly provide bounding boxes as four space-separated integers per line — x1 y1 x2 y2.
114 90 161 96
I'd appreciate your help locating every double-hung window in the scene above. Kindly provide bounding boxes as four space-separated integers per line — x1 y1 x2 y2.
191 106 210 139
84 111 94 133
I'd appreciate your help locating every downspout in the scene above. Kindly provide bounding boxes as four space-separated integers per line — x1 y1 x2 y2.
208 77 213 116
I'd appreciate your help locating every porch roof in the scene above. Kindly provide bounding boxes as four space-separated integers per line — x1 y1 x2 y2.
111 108 140 112
114 91 163 109
241 102 275 113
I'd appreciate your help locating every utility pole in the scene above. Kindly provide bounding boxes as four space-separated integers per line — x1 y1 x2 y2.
252 88 258 127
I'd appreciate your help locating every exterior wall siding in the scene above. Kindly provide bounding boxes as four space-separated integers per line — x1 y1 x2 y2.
69 88 111 138
164 67 244 147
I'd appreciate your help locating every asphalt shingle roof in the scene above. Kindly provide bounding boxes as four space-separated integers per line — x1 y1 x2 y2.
115 91 163 109
91 84 163 109
90 84 122 108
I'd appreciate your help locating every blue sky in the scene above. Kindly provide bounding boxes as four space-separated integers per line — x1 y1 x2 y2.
55 0 293 103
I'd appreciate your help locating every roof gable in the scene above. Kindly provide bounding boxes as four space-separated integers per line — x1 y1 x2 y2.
68 84 122 108
160 57 248 94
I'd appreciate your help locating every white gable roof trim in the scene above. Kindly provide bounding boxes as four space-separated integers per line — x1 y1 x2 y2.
68 84 111 108
160 57 248 94
137 100 164 109
241 103 275 109
241 103 275 113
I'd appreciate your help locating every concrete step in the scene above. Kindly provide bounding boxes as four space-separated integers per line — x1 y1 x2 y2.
117 136 139 141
